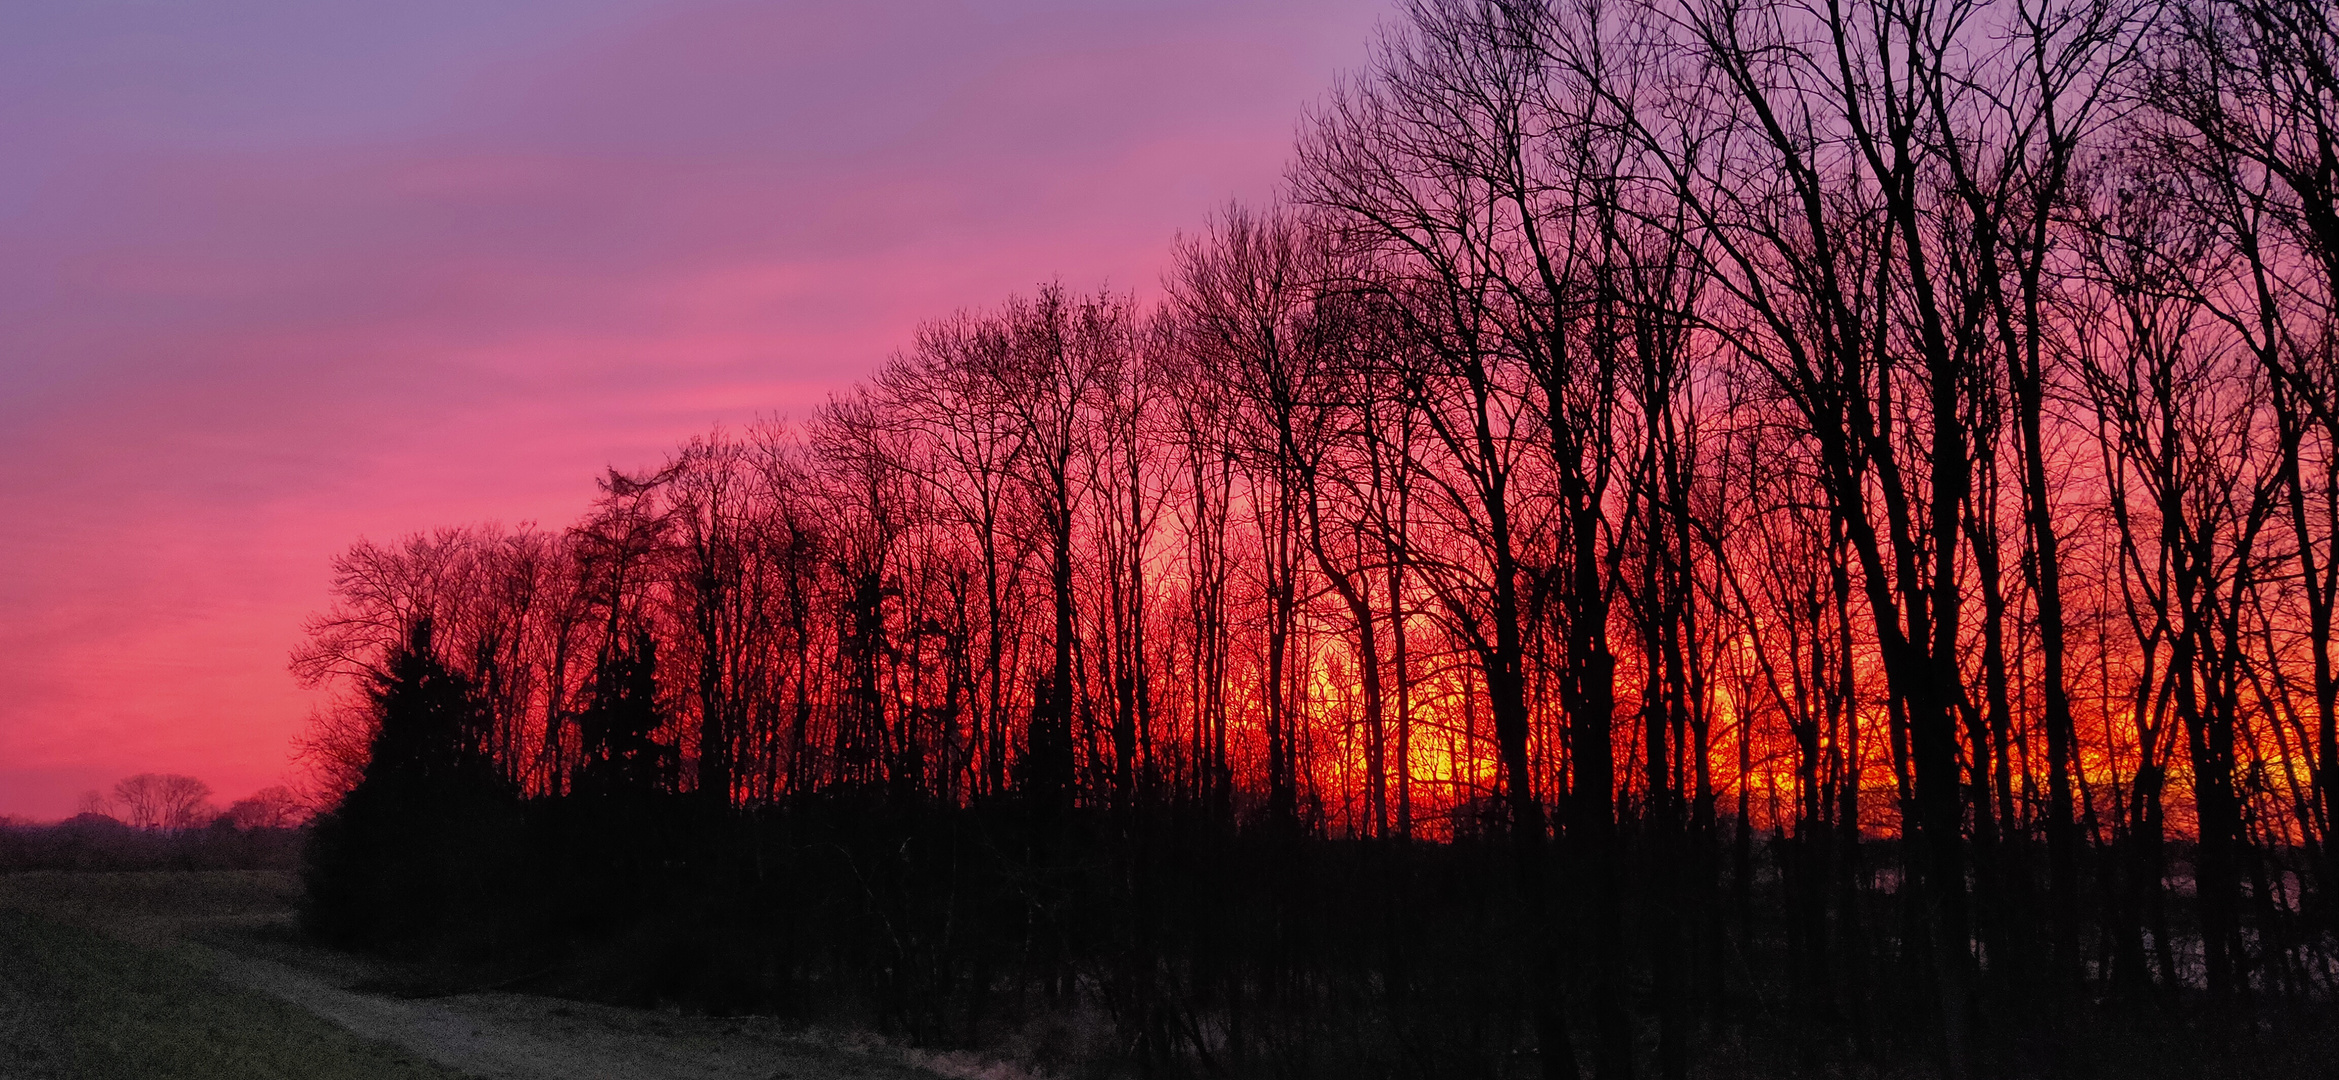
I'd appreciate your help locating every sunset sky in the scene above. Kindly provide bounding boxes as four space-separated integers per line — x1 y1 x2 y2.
0 0 1386 819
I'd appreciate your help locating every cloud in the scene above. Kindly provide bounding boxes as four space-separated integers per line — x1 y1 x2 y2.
0 0 1384 817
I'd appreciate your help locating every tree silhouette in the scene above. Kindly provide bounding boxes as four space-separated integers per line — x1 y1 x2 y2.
283 0 2339 1073
303 617 515 945
109 773 212 832
572 629 674 797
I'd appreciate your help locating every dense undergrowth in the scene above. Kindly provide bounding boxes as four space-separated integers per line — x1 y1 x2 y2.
298 793 2339 1080
0 817 301 874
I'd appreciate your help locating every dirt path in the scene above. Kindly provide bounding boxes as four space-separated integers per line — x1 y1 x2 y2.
205 947 948 1080
0 872 1015 1080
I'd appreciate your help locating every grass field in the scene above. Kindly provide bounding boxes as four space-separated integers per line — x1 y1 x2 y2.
0 872 467 1080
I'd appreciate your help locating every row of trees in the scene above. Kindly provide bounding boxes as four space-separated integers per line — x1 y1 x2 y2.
300 0 2339 1074
74 774 302 833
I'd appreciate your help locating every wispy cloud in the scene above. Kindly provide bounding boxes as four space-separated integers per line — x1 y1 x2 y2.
0 0 1383 816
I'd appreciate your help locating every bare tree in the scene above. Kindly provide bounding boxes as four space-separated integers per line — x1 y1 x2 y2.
111 773 213 832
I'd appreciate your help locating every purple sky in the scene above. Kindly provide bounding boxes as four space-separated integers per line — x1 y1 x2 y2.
0 0 1387 819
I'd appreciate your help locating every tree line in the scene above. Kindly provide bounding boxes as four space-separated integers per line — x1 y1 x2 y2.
72 774 301 833
298 0 2339 1075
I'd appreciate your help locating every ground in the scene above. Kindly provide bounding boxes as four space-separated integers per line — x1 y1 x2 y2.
0 877 463 1080
0 871 1018 1080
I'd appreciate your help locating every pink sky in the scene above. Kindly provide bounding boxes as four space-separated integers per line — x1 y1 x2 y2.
0 0 1387 819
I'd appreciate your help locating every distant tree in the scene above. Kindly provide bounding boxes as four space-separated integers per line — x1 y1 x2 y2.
223 786 307 830
110 775 162 829
59 812 128 832
110 773 212 832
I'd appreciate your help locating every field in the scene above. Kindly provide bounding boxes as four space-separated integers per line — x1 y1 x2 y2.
0 871 462 1079
0 871 984 1080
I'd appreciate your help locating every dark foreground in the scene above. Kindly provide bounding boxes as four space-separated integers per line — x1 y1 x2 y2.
4 852 2334 1080
0 872 460 1080
0 871 990 1080
303 795 2339 1080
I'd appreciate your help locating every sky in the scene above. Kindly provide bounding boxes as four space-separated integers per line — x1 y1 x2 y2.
0 0 1388 820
